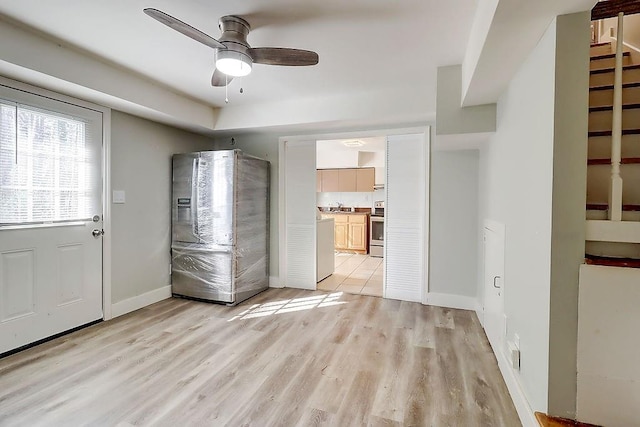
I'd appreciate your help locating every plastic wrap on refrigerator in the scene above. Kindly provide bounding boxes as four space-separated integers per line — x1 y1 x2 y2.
171 149 269 305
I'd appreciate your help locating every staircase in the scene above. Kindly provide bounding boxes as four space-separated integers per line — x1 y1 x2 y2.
586 40 640 264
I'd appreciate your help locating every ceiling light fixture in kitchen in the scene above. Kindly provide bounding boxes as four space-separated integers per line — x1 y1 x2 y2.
342 140 365 147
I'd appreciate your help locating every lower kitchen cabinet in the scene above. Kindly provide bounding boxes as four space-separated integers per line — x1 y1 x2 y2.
348 221 367 251
334 216 349 249
321 213 369 254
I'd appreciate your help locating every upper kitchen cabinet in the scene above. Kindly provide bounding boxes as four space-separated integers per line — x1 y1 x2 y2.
317 167 375 192
338 169 357 192
320 169 340 192
356 168 375 192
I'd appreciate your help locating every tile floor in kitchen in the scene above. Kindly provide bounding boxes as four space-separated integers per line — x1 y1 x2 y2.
317 253 383 297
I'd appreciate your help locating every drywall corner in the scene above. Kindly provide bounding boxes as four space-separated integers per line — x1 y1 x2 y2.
547 11 590 420
436 65 496 136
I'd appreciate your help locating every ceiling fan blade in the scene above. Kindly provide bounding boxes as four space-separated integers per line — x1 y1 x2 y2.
249 48 319 66
211 69 233 87
143 8 226 50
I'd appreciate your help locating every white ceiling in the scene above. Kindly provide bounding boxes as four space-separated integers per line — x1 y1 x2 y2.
0 0 599 136
0 0 477 112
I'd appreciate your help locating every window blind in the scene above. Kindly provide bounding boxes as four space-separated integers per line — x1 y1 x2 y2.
0 99 95 225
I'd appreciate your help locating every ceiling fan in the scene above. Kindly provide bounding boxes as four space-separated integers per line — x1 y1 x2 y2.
143 8 319 87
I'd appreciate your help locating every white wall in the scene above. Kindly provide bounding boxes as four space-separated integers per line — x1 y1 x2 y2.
436 64 496 135
110 111 215 303
477 12 589 419
429 150 479 299
316 150 359 169
478 18 557 414
316 192 374 209
577 265 640 427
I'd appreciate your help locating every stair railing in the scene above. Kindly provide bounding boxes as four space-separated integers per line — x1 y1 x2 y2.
610 12 624 221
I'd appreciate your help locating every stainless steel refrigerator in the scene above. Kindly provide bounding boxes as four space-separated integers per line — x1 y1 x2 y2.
171 150 270 305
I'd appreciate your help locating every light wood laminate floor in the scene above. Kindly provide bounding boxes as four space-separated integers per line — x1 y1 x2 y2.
0 288 520 426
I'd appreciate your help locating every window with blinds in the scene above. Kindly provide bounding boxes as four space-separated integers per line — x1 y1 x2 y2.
0 100 95 225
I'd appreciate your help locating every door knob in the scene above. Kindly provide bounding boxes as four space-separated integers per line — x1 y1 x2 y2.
92 229 104 238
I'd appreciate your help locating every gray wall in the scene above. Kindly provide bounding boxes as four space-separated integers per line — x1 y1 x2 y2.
547 12 589 419
110 111 215 303
429 150 479 298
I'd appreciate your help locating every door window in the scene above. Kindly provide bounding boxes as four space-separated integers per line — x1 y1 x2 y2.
0 101 97 226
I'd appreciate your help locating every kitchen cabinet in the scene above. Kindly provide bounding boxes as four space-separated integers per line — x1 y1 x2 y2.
320 169 340 192
333 214 349 250
356 168 375 192
321 213 368 254
316 167 375 192
348 215 367 251
338 169 357 192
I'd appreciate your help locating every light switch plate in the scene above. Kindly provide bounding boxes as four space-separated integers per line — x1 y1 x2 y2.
113 190 126 204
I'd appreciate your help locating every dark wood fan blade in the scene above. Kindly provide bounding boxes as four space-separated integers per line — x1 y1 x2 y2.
249 48 319 66
211 69 233 87
144 8 225 50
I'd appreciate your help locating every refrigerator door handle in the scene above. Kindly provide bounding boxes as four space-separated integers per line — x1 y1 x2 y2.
191 157 199 238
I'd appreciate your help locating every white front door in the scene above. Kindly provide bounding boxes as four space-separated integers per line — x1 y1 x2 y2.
483 221 505 353
0 86 103 354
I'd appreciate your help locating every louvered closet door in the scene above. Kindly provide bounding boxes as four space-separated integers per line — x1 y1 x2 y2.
385 132 429 302
284 140 316 290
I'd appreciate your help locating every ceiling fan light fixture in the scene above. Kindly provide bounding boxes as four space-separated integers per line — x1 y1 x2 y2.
216 50 252 77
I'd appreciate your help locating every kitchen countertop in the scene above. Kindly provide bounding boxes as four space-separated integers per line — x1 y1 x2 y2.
319 210 371 215
317 217 335 223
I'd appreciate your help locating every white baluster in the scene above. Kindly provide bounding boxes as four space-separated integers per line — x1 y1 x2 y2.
610 12 624 221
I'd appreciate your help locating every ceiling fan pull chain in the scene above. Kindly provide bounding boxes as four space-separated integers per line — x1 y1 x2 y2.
225 74 229 103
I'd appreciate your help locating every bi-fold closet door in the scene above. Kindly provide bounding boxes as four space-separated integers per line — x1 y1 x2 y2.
385 133 429 302
283 140 317 290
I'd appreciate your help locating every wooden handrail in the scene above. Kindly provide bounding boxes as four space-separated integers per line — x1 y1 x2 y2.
592 0 640 20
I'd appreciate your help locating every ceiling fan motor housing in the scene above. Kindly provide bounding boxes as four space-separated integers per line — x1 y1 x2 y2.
217 15 252 63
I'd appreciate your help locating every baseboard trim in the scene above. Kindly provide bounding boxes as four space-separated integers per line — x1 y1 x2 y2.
475 301 484 326
269 276 282 288
111 285 172 318
495 345 538 427
425 292 477 311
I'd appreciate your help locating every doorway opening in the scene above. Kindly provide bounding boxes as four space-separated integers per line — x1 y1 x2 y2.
279 128 430 303
315 136 386 297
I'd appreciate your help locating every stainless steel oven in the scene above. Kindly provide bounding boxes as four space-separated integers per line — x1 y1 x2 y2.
370 201 384 257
